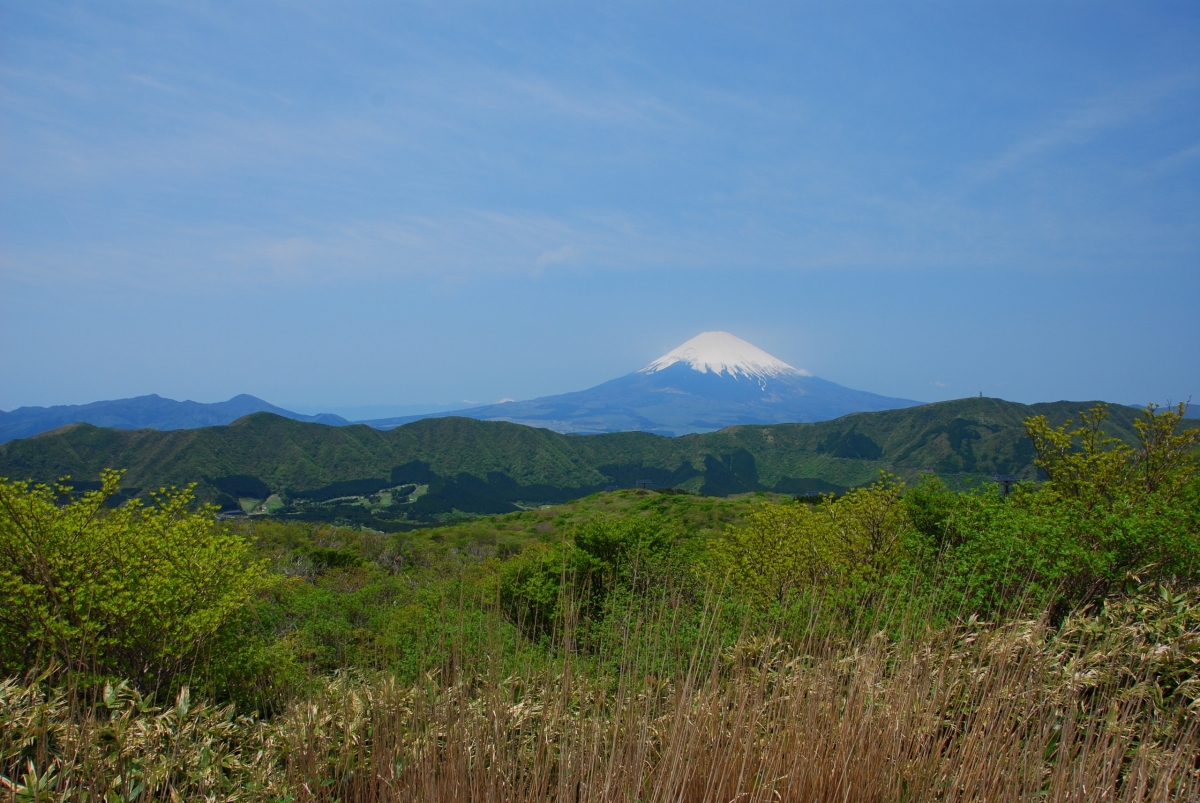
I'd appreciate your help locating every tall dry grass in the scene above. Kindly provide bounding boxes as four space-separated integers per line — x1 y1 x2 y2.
3 593 1198 802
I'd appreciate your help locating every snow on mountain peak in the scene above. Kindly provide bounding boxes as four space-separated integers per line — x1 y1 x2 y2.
640 332 810 380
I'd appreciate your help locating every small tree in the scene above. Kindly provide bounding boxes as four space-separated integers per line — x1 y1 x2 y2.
0 470 264 694
1026 402 1199 510
825 473 909 584
709 503 833 609
1032 404 1199 600
709 477 911 610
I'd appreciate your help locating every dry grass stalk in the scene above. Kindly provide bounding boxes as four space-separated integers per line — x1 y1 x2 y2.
270 610 1198 803
3 607 1198 802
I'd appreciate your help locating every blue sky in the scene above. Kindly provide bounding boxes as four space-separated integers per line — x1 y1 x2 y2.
3 1 1198 416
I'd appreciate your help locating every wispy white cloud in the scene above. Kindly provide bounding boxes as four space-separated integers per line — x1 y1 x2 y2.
4 1 1199 301
534 245 578 266
0 202 1041 294
969 74 1198 183
491 73 690 128
127 73 185 93
1137 140 1200 177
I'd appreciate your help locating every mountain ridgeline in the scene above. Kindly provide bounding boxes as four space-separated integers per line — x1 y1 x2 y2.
363 331 919 435
0 394 349 444
0 333 919 443
0 398 1182 530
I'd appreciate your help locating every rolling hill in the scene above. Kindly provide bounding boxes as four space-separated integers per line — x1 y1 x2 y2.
0 397 1181 530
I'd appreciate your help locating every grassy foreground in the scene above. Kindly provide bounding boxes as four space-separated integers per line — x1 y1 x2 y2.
3 587 1198 801
2 403 1199 801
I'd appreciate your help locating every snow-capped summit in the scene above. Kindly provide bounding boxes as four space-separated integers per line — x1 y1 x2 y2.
640 332 811 380
364 330 918 436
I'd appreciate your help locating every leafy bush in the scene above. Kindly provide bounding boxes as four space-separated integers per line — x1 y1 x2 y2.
706 501 832 608
496 540 582 639
574 517 672 579
936 404 1200 615
0 470 264 694
708 474 912 609
494 516 688 640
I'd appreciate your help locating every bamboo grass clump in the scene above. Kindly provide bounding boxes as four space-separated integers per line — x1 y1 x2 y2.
4 593 1198 802
0 676 284 801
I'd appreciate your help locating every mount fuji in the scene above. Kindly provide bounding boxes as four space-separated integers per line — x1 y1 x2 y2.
365 332 921 435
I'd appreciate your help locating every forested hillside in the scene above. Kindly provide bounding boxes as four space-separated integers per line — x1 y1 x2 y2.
0 397 1188 527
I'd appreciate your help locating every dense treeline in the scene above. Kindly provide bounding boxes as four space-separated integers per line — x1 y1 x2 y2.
3 398 1187 527
1 403 1198 800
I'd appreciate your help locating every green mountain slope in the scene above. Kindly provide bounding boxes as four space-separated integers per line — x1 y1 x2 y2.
0 398 1183 529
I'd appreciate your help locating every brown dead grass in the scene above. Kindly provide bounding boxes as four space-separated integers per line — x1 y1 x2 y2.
276 609 1198 803
4 597 1198 802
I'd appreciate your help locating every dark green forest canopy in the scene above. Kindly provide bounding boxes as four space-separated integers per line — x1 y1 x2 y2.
0 398 1190 527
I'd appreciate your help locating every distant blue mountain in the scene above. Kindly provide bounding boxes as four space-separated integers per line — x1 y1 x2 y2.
1 333 921 443
363 332 921 436
0 394 349 444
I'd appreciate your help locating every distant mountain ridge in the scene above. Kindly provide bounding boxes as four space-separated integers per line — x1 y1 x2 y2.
0 394 348 443
2 397 1187 530
364 332 921 435
1 333 913 442
6 328 1189 445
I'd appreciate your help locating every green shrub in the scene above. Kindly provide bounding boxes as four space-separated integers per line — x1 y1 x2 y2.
495 517 688 640
575 516 678 586
936 404 1200 616
708 474 912 610
0 470 265 694
496 541 582 639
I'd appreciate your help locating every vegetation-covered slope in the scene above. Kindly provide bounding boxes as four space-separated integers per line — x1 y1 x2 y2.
0 397 1186 527
1 403 1198 801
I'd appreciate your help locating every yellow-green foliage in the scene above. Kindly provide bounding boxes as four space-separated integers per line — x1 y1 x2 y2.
1026 402 1200 509
940 403 1200 611
0 470 264 692
706 502 831 608
824 473 908 582
709 474 909 608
